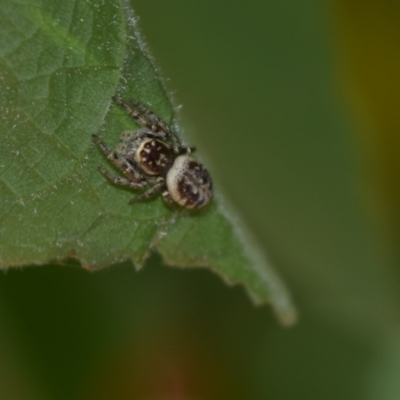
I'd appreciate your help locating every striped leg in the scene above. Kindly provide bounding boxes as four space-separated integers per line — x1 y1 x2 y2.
98 167 147 190
130 100 171 133
113 97 169 137
129 181 164 204
112 97 183 152
92 134 144 183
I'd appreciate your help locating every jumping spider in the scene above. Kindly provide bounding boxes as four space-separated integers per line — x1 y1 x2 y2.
93 97 213 209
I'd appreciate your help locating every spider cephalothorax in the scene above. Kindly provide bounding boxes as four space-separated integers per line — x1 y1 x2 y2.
93 97 213 209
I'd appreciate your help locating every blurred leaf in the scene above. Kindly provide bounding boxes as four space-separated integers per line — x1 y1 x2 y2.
0 0 296 324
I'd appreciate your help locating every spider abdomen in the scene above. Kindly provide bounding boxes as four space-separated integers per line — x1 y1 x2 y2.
166 155 213 209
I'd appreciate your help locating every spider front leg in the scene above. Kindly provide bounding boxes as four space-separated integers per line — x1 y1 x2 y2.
113 97 170 138
112 97 183 152
129 100 171 134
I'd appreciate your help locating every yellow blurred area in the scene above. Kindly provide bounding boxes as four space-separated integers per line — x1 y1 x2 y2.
333 1 400 256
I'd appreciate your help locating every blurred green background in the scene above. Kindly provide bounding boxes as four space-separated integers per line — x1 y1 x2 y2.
1 0 400 399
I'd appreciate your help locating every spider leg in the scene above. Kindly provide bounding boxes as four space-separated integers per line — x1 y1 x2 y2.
98 167 147 190
92 134 144 183
130 100 171 133
120 129 167 143
113 97 183 151
113 97 170 138
129 181 164 204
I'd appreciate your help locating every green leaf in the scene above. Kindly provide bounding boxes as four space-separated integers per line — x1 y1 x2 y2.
0 0 296 325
